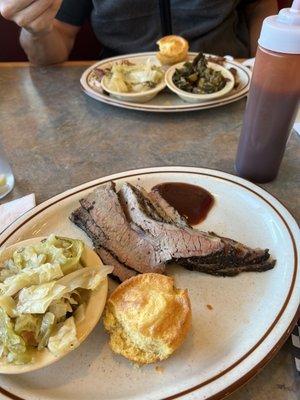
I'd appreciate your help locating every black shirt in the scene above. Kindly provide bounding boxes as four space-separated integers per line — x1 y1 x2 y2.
56 0 252 58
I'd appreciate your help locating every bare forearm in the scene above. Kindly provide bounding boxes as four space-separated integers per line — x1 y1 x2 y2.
20 21 76 66
0 0 79 66
246 0 278 56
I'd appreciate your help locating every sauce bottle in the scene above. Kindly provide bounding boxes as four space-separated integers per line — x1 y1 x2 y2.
235 0 300 183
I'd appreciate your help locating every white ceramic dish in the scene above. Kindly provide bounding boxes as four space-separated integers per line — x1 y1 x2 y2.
165 61 235 103
101 74 166 103
81 53 251 112
0 237 108 374
0 166 299 400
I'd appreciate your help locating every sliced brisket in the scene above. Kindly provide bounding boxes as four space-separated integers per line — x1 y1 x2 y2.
118 183 275 275
119 183 224 259
70 181 276 280
77 182 167 274
96 247 138 282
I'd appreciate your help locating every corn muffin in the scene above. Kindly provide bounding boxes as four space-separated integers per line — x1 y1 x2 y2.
103 273 191 364
156 35 189 65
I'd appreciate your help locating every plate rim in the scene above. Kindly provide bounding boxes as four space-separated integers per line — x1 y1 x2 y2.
80 52 251 112
0 166 299 400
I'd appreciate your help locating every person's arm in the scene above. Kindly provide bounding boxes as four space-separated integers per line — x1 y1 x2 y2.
20 19 80 66
245 0 278 56
0 0 85 65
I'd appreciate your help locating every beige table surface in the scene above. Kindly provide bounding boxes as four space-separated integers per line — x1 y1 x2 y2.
0 61 299 400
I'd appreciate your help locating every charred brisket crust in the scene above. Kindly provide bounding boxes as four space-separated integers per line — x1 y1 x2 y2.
179 258 276 276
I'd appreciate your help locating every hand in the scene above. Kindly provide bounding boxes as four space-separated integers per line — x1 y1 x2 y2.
0 0 63 35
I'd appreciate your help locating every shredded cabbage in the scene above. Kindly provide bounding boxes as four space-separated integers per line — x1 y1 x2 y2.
0 263 63 296
47 317 79 356
0 296 17 318
0 307 31 364
57 264 112 292
14 314 41 337
37 312 56 350
104 59 164 93
0 235 112 365
17 282 66 314
48 299 72 322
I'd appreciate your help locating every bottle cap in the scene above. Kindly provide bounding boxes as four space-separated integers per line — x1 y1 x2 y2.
258 0 300 54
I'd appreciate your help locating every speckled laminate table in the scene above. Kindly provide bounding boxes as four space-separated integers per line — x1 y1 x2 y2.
0 62 299 400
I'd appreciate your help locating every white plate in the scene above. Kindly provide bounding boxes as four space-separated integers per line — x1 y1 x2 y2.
80 53 251 112
0 237 108 374
0 167 299 400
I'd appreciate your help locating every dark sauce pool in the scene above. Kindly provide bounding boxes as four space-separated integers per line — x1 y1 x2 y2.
152 182 214 225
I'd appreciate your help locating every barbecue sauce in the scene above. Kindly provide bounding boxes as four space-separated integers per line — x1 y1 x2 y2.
152 182 214 225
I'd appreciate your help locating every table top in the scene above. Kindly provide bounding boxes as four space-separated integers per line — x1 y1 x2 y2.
0 62 299 400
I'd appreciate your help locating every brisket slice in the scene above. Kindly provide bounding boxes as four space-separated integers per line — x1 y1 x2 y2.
70 206 139 282
119 183 224 259
96 247 138 282
77 182 167 274
139 186 190 228
71 181 276 279
119 183 276 275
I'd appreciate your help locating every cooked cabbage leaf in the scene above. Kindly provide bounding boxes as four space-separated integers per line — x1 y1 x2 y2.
47 317 79 356
48 299 72 322
16 265 112 315
17 282 66 314
105 59 164 93
0 296 17 318
0 307 31 364
14 314 41 337
37 312 56 350
0 263 63 296
57 265 113 292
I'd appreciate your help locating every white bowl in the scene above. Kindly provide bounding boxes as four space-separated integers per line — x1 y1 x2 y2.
165 61 235 103
101 75 166 103
0 237 108 374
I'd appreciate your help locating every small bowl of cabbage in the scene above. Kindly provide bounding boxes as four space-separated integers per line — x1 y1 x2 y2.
100 59 166 103
0 234 112 373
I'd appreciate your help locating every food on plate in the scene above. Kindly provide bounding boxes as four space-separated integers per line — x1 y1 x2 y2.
156 35 189 65
206 55 239 89
172 52 228 94
100 60 164 93
70 181 276 283
0 235 112 365
103 273 191 364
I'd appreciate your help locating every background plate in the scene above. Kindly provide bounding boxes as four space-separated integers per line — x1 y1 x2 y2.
0 167 299 400
80 53 251 112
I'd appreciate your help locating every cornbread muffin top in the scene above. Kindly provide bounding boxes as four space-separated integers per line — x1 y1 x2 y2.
103 273 191 364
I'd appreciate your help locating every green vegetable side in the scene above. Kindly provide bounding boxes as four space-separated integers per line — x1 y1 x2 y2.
0 235 110 365
103 59 164 93
172 53 227 94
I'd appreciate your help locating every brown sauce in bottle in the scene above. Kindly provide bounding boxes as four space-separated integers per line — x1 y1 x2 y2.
152 182 214 225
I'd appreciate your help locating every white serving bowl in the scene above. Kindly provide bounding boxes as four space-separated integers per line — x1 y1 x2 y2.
0 237 108 374
101 75 166 103
165 61 235 103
